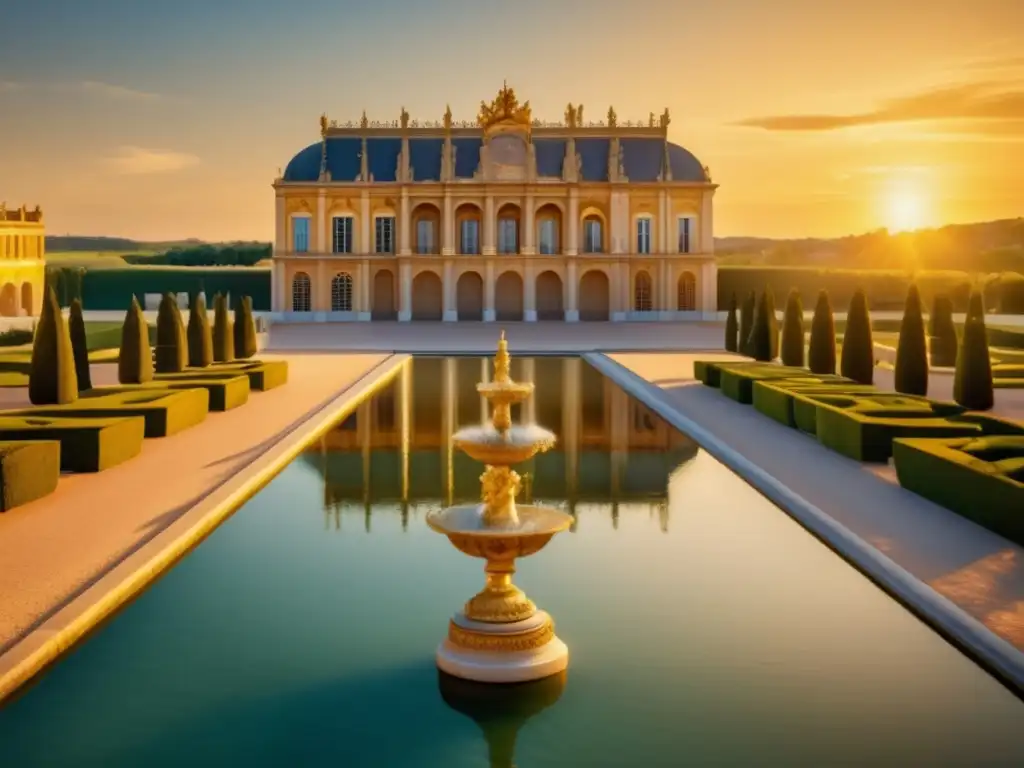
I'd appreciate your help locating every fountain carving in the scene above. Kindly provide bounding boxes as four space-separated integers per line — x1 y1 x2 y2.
426 333 573 683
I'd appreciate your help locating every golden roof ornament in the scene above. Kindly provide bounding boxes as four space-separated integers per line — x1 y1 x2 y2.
360 110 368 130
478 81 531 129
660 108 671 129
607 106 617 128
400 107 410 129
444 104 453 130
649 112 656 128
320 113 329 136
564 103 576 129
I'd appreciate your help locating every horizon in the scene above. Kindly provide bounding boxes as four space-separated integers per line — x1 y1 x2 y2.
2 0 1024 241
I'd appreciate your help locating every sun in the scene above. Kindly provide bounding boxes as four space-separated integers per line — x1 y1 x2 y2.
884 189 928 233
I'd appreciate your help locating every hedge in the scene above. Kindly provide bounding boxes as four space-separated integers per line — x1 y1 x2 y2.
808 290 836 375
739 292 755 356
234 296 258 359
188 293 214 368
841 289 874 385
68 299 92 391
81 267 270 311
119 297 154 385
781 290 804 367
724 294 738 352
29 287 78 406
152 371 251 411
894 284 928 396
212 293 235 363
0 441 61 512
928 295 957 367
212 359 288 391
752 377 871 429
894 436 1024 545
21 388 210 439
155 293 188 374
954 292 994 410
0 415 145 472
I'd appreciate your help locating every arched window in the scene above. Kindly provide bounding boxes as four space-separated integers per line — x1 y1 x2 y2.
583 216 603 254
538 218 559 255
292 272 311 312
678 272 696 311
634 271 653 312
331 272 353 312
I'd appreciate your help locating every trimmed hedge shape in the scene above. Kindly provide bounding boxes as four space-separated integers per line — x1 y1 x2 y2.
0 441 61 512
719 364 812 404
814 396 976 462
694 360 765 388
739 292 756 357
20 387 210 439
212 293 235 363
841 288 874 385
894 436 1024 546
233 296 258 359
790 390 940 437
152 371 250 411
68 299 92 391
30 286 78 405
894 284 928 396
188 293 214 368
119 296 154 385
780 290 804 367
808 290 837 375
929 295 958 368
211 359 288 391
752 378 872 429
155 293 188 374
952 413 1024 436
0 415 145 472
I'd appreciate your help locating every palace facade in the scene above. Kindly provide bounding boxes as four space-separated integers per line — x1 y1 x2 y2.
0 204 46 317
271 84 717 322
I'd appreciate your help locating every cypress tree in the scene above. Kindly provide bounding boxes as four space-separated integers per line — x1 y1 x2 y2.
68 298 92 391
118 296 154 385
841 288 874 384
233 295 259 359
212 293 234 362
739 291 756 356
780 289 804 367
187 293 213 368
765 288 779 360
954 291 994 410
808 290 836 375
894 284 928 395
29 287 78 405
155 293 188 373
724 293 739 352
928 295 958 368
747 290 774 362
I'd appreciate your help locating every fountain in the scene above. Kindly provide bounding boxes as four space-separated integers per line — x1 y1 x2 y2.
426 333 574 683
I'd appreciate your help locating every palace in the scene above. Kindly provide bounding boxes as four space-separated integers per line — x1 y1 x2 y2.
271 84 717 322
0 203 46 317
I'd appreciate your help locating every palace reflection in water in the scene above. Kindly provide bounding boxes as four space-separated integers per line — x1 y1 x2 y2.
302 357 698 534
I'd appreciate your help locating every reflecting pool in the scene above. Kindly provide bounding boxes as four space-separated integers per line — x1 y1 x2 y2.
1 357 1023 767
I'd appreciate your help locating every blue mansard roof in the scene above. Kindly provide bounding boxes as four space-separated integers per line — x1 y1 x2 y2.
282 135 707 183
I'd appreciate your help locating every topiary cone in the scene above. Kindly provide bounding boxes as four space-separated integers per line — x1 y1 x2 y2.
954 291 994 411
747 290 774 362
841 288 874 384
780 289 804 367
724 293 739 352
808 290 836 375
119 296 154 385
928 295 958 368
739 291 756 356
187 293 213 368
212 293 234 363
233 295 258 359
29 287 79 405
895 284 928 396
68 298 92 391
765 287 779 361
155 293 188 373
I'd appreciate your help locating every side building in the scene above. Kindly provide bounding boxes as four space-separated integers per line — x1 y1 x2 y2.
0 204 45 317
272 84 717 322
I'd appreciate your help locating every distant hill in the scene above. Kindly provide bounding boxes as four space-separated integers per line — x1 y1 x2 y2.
45 236 254 252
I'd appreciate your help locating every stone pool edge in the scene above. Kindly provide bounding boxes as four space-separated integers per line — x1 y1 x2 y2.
584 352 1024 698
0 354 411 704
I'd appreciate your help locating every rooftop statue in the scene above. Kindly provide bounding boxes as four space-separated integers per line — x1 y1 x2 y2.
478 81 532 129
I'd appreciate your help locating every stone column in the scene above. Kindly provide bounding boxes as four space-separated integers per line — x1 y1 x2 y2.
567 190 579 256
701 261 718 318
399 189 411 255
359 260 371 321
360 191 370 254
483 194 496 255
565 259 579 322
398 261 412 321
272 259 285 312
443 259 457 321
524 263 537 322
400 361 411 503
316 259 327 315
700 189 715 254
562 358 581 521
523 193 536 255
658 190 668 254
442 193 455 256
316 190 327 252
483 260 496 322
275 196 287 251
442 357 457 506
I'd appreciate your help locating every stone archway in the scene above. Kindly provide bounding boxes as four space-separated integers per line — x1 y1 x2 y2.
678 271 697 311
579 270 610 321
535 271 564 321
0 283 17 317
456 272 484 321
372 269 397 320
20 283 34 316
411 271 443 321
494 271 524 321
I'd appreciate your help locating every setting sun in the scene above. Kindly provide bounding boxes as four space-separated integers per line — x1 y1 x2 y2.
884 189 929 233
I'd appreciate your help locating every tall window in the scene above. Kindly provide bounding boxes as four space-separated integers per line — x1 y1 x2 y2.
292 216 310 253
416 220 435 254
538 219 559 255
583 217 603 253
331 272 353 311
460 219 480 254
498 218 518 254
291 272 311 312
634 271 653 312
636 218 652 255
678 217 693 254
332 216 353 254
375 216 395 254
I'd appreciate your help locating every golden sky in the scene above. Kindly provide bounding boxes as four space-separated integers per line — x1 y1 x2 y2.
0 0 1022 241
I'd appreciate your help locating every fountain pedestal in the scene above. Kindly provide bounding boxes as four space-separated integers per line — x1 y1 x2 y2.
426 333 573 684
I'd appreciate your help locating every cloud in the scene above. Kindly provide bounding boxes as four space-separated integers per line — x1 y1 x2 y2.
733 81 1024 134
79 80 162 101
105 146 199 175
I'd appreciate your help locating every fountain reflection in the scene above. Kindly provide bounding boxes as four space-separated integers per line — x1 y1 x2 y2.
303 357 699 532
438 669 566 768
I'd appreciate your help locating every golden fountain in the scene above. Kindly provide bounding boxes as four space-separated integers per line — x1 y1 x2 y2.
426 333 573 683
